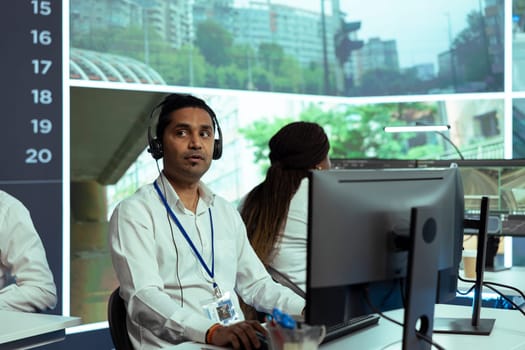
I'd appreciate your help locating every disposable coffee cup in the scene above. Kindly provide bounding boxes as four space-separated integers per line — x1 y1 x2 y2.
462 249 477 279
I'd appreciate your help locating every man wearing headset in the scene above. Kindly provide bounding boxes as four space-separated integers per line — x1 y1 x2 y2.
109 93 304 350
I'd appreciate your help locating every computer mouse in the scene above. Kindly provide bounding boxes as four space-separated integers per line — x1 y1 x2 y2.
239 331 269 350
254 331 269 350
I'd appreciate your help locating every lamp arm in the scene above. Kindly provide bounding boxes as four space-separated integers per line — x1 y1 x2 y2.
435 131 465 160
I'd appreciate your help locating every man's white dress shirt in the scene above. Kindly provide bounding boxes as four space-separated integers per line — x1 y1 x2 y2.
109 173 304 349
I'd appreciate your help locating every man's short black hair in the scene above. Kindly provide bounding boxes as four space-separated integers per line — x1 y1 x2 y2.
156 93 217 142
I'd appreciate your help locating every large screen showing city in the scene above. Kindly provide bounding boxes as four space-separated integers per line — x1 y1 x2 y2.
3 0 524 335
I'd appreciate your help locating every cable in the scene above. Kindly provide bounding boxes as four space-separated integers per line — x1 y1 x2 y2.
458 275 525 316
483 284 525 316
364 286 402 327
363 287 445 350
483 280 525 302
417 332 445 350
399 279 407 309
156 161 184 307
456 275 470 283
378 279 402 310
463 234 475 242
456 283 475 296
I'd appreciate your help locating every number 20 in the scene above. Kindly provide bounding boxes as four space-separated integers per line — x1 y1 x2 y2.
25 148 52 164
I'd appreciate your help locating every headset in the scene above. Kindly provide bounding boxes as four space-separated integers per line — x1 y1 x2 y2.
147 93 223 160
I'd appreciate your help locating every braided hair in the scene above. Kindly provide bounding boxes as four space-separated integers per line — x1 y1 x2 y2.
240 121 329 264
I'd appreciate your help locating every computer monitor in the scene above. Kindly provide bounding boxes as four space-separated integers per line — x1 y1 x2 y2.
305 167 465 329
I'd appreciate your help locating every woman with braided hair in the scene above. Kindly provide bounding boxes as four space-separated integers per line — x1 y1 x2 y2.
239 121 330 300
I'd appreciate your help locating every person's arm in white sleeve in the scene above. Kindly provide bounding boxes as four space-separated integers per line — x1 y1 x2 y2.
0 194 57 312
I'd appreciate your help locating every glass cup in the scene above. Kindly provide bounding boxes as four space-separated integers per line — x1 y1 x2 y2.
267 322 326 350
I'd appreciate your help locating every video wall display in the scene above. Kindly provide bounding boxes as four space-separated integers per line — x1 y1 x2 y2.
331 158 525 214
69 0 505 97
461 165 525 212
4 0 523 335
66 0 522 328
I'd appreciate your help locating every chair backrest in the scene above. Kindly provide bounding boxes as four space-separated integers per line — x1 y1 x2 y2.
108 287 134 350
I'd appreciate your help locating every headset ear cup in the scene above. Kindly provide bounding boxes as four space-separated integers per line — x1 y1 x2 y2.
149 138 163 160
147 99 165 160
212 139 222 160
212 114 223 160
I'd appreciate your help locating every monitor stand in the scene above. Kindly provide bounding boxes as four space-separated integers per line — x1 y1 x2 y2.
434 196 496 335
401 206 440 350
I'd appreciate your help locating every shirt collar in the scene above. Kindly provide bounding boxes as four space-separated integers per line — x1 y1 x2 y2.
156 173 215 212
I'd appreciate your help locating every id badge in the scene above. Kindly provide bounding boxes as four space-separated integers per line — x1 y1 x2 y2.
202 291 240 326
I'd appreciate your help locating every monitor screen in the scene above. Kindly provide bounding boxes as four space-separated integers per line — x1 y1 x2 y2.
305 167 464 327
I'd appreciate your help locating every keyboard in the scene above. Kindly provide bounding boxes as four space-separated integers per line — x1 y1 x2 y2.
323 314 380 343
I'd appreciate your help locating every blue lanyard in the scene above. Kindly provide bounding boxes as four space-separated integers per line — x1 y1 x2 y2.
154 181 220 297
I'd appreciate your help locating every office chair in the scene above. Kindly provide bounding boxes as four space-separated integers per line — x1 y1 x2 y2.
107 287 134 350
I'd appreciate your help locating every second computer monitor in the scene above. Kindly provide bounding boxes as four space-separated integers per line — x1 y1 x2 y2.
305 167 464 327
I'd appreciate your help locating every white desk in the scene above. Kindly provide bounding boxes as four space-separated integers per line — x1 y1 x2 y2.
322 304 525 350
0 310 81 349
168 305 525 350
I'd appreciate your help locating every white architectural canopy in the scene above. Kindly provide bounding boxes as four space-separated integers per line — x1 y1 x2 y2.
70 48 166 84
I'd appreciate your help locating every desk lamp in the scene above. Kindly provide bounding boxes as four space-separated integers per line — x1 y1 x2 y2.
383 123 465 160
